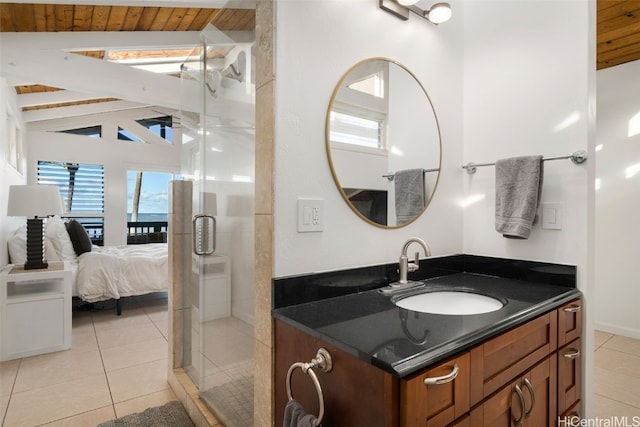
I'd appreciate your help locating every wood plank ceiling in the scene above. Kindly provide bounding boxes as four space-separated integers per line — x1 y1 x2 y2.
597 0 640 70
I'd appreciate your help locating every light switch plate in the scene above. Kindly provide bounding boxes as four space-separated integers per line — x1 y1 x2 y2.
297 199 324 232
542 203 562 230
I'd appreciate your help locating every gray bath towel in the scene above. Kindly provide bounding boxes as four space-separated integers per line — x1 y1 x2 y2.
395 168 425 225
495 155 544 239
283 399 319 427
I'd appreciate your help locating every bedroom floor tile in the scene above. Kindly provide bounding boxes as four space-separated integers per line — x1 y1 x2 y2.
3 373 112 427
106 358 169 403
114 388 177 418
1 294 171 426
100 336 168 372
40 405 116 427
0 359 20 397
95 322 165 349
12 349 104 393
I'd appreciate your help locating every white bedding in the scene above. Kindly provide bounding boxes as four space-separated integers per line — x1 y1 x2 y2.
75 243 169 303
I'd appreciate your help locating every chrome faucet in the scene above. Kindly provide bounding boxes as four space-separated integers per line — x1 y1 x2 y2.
397 237 431 284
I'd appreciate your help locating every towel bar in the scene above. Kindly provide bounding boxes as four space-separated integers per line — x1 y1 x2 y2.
461 150 587 174
286 348 333 426
382 168 440 181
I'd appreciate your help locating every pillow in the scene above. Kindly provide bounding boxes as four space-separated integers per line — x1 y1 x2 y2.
45 237 60 262
66 219 92 255
7 226 59 264
45 216 77 260
7 225 27 264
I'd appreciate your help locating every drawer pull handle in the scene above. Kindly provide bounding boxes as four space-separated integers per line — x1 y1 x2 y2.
564 348 581 359
563 304 581 313
513 384 526 427
424 363 459 385
523 378 535 418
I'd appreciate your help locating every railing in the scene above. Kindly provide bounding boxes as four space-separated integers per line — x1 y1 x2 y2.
127 221 168 244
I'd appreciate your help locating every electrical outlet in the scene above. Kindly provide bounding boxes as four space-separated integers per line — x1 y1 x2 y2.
298 199 324 232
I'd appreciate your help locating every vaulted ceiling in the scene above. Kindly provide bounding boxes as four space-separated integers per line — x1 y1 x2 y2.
0 2 255 120
1 1 638 119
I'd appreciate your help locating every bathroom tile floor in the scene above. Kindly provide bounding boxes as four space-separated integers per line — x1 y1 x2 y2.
593 330 640 418
1 293 175 427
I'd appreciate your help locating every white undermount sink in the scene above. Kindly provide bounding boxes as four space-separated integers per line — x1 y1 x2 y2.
394 290 504 315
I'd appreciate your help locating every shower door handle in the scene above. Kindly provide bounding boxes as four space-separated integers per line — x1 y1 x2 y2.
193 214 216 255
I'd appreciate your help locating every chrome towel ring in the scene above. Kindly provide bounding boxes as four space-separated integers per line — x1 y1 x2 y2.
286 348 333 426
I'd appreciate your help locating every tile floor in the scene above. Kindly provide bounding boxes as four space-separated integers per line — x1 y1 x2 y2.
1 293 175 427
3 294 639 426
593 330 640 418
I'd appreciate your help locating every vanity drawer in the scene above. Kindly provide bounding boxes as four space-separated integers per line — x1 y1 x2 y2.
558 299 582 348
558 337 582 415
470 311 558 405
400 352 470 427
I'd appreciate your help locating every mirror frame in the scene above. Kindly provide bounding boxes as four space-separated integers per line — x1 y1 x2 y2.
325 57 442 229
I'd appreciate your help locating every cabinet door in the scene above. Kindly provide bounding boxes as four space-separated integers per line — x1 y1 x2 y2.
558 299 582 348
401 353 470 427
558 338 581 414
470 312 557 405
469 355 556 427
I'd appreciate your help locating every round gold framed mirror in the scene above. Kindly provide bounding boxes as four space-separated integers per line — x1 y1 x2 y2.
325 58 442 228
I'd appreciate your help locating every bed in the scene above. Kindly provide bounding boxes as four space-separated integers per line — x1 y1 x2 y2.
7 216 169 315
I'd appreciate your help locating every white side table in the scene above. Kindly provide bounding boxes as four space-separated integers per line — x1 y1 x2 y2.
0 261 72 361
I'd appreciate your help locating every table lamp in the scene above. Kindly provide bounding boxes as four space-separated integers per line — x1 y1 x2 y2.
7 185 64 269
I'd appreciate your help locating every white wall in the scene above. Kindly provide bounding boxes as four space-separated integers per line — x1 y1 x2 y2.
274 0 465 277
26 109 181 246
274 0 595 415
595 59 640 339
462 0 594 414
0 77 27 267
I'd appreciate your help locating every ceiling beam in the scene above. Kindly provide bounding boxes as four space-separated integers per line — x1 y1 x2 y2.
17 89 110 108
22 100 151 122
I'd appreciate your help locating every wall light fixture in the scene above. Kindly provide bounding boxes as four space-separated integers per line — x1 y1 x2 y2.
380 0 452 24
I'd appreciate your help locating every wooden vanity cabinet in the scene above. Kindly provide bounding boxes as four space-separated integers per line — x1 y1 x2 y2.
274 298 582 427
400 352 470 427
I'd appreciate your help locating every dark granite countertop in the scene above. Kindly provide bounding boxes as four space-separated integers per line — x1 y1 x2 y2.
273 271 581 378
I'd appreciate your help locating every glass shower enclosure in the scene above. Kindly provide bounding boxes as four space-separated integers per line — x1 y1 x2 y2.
179 24 255 427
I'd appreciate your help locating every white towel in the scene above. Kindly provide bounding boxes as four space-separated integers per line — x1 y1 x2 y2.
495 155 543 239
395 168 425 225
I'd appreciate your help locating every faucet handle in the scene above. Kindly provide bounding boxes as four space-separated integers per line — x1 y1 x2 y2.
407 252 420 272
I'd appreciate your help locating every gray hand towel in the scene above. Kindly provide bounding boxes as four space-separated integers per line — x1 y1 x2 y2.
395 168 425 225
283 399 319 427
495 155 544 239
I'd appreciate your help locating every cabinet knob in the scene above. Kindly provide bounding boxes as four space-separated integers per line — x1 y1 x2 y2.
423 363 459 385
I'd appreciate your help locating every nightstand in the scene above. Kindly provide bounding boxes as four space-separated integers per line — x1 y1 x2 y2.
0 261 72 361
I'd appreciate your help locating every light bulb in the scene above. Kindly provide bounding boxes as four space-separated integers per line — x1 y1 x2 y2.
397 0 420 5
427 2 452 24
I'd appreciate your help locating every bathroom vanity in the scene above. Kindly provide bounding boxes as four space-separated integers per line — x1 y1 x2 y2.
273 255 582 426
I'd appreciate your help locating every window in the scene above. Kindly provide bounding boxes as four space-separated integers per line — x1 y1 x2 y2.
37 161 105 245
137 116 173 142
60 125 102 138
329 110 384 150
127 170 171 244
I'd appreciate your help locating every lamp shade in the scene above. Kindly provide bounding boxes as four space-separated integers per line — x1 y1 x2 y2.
7 185 64 217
